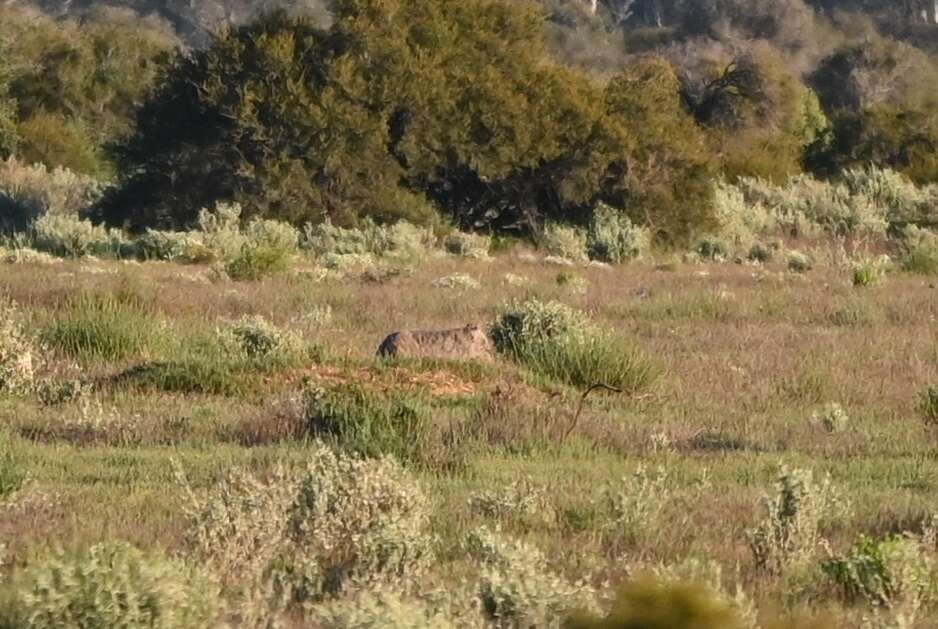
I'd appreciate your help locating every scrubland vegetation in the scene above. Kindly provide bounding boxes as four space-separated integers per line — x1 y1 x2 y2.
4 0 938 626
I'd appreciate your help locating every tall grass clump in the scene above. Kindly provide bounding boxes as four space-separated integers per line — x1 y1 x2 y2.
851 256 889 287
0 157 102 232
917 386 938 426
178 444 433 605
41 292 162 362
9 541 220 629
748 467 848 574
467 526 598 627
586 203 650 264
604 466 671 547
300 384 433 466
0 432 25 501
0 299 37 394
491 299 657 392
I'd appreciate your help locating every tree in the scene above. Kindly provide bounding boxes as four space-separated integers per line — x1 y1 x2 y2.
0 38 19 158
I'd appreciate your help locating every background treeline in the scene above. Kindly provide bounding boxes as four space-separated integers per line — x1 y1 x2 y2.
1 0 937 242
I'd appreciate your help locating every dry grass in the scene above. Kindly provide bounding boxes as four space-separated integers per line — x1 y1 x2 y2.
2 249 938 625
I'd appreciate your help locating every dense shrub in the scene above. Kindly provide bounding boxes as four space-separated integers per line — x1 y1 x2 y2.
491 299 656 391
541 224 589 264
823 535 934 607
0 157 102 232
219 315 304 364
587 202 651 263
567 578 748 629
300 384 434 466
0 299 37 394
28 214 129 258
899 226 938 276
748 467 847 574
11 541 220 629
467 526 598 626
179 444 433 603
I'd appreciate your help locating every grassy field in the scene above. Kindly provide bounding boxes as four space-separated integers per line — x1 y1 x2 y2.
2 248 938 627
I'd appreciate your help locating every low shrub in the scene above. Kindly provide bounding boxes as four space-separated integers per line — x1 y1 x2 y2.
822 535 934 607
567 577 748 629
301 384 434 466
491 299 656 391
0 299 37 394
35 378 91 406
224 218 299 281
852 256 889 287
541 223 588 263
467 526 598 626
179 444 433 603
0 157 102 232
311 588 463 629
899 226 938 277
605 466 670 547
587 203 650 263
303 219 436 267
28 214 129 259
11 541 220 629
218 315 304 365
432 273 481 290
443 231 491 260
787 251 813 273
748 467 847 574
41 292 162 362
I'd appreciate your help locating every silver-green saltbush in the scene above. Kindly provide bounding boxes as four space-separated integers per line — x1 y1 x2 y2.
748 467 848 574
28 214 129 259
467 526 598 627
540 223 588 264
179 444 434 604
218 315 304 362
0 157 102 230
311 588 465 629
586 203 650 264
0 299 37 394
13 541 220 629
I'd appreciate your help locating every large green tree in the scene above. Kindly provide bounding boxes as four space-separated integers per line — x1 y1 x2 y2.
95 0 717 243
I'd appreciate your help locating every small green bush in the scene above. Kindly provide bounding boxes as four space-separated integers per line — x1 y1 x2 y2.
541 223 588 263
41 293 162 362
301 384 433 466
28 214 129 259
787 251 813 273
467 526 598 625
852 256 889 287
567 578 748 629
587 203 650 264
822 535 934 606
179 444 433 602
491 299 656 391
899 226 938 277
224 218 299 280
13 541 220 629
219 315 304 365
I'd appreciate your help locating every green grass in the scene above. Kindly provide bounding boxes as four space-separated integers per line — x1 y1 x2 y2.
41 292 164 362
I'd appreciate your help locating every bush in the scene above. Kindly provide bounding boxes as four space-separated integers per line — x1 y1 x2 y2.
0 299 37 395
443 232 491 260
12 541 220 629
0 432 25 501
491 299 656 391
41 292 162 362
587 203 650 263
748 467 847 574
467 526 598 626
787 251 813 273
179 444 433 603
432 273 481 290
219 315 304 365
852 256 889 287
823 535 934 607
541 224 588 263
303 219 435 268
567 578 748 629
0 157 102 232
28 213 129 258
899 226 938 277
224 218 299 280
301 384 434 466
312 588 462 629
605 466 670 547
